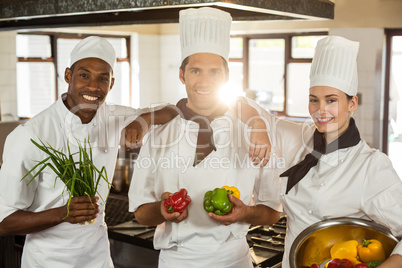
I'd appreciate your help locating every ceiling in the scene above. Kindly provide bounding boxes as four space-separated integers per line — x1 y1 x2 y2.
0 0 334 31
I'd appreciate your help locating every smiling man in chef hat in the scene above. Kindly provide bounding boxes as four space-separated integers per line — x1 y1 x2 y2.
64 36 116 125
129 7 282 268
0 35 180 268
64 36 178 150
177 6 232 118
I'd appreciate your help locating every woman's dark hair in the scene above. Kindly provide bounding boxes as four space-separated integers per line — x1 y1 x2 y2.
346 94 354 100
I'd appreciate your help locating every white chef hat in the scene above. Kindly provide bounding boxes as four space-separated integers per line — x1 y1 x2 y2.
310 36 360 96
70 36 116 72
179 7 232 62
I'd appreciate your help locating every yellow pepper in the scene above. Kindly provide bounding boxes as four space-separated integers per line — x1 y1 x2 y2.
357 239 386 263
221 186 240 199
330 240 360 265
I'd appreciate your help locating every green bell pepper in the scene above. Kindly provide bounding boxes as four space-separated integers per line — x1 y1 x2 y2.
365 260 383 268
203 188 232 215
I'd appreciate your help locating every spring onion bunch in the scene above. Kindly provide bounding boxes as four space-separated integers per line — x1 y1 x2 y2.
21 138 109 224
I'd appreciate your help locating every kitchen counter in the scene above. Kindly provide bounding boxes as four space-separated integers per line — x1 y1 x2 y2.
107 217 286 268
108 220 156 250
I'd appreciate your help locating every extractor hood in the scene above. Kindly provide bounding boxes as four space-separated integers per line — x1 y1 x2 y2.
0 0 334 31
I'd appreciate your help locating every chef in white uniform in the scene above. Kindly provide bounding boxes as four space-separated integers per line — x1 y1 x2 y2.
129 7 286 268
0 36 177 267
279 36 402 267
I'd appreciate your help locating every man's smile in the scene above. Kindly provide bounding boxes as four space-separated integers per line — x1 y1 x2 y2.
83 94 99 102
195 90 212 95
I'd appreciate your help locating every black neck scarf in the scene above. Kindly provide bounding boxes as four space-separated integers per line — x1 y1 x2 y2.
176 98 228 166
280 118 361 194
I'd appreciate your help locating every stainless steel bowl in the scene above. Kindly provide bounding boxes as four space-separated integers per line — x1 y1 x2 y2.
289 217 398 268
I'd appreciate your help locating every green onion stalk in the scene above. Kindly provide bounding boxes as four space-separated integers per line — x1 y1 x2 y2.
21 138 110 225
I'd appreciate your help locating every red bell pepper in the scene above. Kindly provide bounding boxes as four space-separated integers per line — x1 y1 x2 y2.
327 258 353 268
164 188 191 213
354 264 370 268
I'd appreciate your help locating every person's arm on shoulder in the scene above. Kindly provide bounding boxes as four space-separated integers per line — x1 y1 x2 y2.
120 104 179 151
229 97 271 167
208 194 281 226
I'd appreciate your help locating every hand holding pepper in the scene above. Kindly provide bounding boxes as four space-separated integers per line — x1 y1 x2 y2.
221 186 240 199
208 193 248 225
160 191 189 223
164 188 191 213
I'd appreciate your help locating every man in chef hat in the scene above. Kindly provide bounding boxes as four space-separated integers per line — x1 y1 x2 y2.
129 7 283 268
0 36 177 267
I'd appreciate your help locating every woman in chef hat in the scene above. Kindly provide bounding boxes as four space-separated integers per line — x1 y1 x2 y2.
279 36 402 267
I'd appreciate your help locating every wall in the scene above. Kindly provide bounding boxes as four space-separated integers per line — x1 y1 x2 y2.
0 31 17 121
159 35 185 105
1 0 402 148
137 34 161 106
151 29 383 147
329 28 385 147
134 34 184 107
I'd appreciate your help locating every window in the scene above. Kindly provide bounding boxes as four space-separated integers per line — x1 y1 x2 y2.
16 33 131 118
228 33 327 118
16 35 55 117
220 37 244 103
384 29 402 176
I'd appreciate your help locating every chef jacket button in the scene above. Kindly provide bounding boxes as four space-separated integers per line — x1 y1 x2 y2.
104 149 108 153
308 210 313 214
320 182 325 186
340 159 344 163
93 123 97 126
280 193 284 196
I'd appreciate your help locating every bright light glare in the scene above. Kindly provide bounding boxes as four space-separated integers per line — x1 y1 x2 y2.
219 82 243 105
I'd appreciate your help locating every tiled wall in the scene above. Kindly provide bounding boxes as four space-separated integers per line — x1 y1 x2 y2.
136 34 184 107
159 35 185 105
137 34 161 107
330 28 385 147
0 31 17 121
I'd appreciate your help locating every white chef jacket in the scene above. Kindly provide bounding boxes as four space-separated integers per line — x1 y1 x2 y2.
279 127 402 268
129 110 284 268
0 94 148 268
238 97 402 267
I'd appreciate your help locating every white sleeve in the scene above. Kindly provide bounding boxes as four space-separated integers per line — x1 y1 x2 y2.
362 152 402 255
232 95 313 166
391 241 402 257
119 103 175 128
0 126 41 222
253 158 283 212
128 132 158 212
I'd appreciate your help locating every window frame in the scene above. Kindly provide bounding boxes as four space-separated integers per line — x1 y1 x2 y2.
229 31 328 118
17 32 132 107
